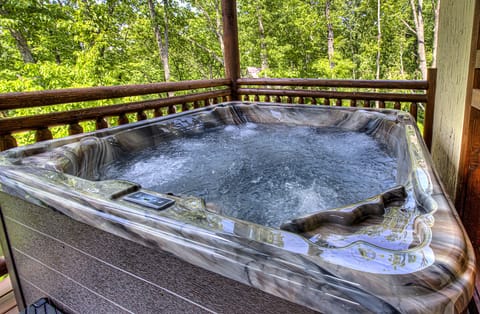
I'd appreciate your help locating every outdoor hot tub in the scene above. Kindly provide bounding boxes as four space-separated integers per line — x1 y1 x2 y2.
0 102 475 313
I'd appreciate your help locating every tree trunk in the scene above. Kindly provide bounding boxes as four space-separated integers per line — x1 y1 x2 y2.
376 0 381 80
410 0 427 80
400 44 405 78
0 6 36 64
432 0 440 67
214 0 224 58
325 0 334 70
147 0 171 82
194 0 225 63
9 28 36 63
257 8 268 73
161 0 171 82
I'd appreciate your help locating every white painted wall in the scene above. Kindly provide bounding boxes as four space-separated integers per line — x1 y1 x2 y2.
431 0 477 200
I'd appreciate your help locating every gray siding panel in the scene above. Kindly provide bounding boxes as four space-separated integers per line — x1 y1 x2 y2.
1 193 314 313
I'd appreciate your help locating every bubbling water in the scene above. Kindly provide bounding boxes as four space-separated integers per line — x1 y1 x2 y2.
102 123 397 227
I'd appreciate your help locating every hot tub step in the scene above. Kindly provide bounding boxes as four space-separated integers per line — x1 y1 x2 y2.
280 185 407 233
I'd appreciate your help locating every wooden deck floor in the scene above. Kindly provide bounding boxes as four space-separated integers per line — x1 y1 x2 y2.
0 277 17 314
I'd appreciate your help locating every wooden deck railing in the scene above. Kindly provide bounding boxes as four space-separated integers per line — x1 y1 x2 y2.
237 78 427 117
237 69 436 149
0 79 231 151
0 69 436 151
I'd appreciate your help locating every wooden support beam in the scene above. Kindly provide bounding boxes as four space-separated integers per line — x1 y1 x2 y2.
424 68 437 150
222 0 240 100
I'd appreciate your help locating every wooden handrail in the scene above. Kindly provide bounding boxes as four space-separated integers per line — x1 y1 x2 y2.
0 74 436 151
237 88 427 103
237 78 428 90
0 79 230 110
0 89 230 133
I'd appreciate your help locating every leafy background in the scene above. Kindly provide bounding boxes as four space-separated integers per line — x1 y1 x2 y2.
0 0 438 144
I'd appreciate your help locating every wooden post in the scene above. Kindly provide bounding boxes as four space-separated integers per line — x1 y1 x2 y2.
35 128 52 142
118 113 129 125
68 122 83 135
409 102 418 121
222 0 240 100
424 68 437 150
96 118 108 130
0 134 17 151
137 111 147 121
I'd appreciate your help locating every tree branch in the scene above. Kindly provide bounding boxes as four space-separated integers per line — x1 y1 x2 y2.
410 0 419 30
186 37 224 65
401 18 417 34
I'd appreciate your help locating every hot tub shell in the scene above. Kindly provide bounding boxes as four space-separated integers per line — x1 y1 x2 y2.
0 102 475 313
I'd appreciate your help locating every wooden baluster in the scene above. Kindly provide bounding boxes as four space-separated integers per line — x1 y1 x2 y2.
35 128 53 142
168 104 176 114
350 99 357 107
254 95 260 102
363 100 370 108
275 95 281 103
244 95 250 101
182 103 189 112
0 133 17 151
312 97 317 105
379 100 386 108
137 111 147 121
287 96 293 103
222 96 228 102
394 101 401 110
213 97 219 104
68 122 83 135
96 117 108 130
324 98 330 106
298 97 304 104
118 113 129 125
410 102 418 120
264 95 270 102
193 101 200 109
336 99 342 107
154 108 163 117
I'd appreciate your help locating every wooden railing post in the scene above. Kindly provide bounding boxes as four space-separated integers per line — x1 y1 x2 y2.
96 118 108 130
68 122 83 135
424 68 437 151
35 128 52 142
221 0 240 101
0 77 430 149
0 134 17 151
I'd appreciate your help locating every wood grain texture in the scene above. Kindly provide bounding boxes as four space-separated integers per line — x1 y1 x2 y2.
461 107 480 245
221 0 240 100
237 88 426 102
431 0 478 200
424 68 437 150
0 79 230 110
237 78 428 89
0 89 230 133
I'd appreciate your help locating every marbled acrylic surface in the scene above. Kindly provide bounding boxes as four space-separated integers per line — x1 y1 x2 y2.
0 103 475 313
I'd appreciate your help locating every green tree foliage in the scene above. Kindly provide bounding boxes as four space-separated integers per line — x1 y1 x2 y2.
0 0 438 145
0 0 438 91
